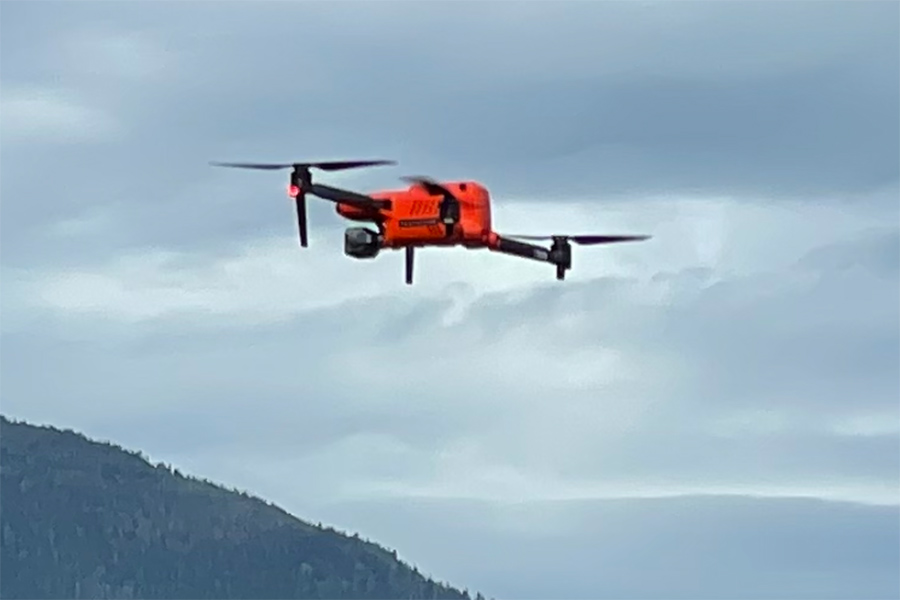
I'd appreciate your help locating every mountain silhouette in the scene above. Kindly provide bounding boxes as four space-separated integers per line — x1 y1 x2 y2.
0 415 480 599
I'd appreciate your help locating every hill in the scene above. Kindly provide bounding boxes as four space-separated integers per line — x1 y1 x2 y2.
0 415 478 599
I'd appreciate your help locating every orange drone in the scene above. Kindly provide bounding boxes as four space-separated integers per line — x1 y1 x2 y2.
210 159 650 284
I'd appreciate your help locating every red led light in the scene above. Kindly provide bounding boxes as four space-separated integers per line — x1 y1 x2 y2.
288 184 300 197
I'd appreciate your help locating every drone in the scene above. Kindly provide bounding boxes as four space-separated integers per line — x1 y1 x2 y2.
209 159 651 284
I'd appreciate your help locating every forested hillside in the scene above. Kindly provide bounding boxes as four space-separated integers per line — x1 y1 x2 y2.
0 416 478 599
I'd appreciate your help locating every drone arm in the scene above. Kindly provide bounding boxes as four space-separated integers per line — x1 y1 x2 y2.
309 183 389 209
491 236 553 263
494 232 650 280
491 235 573 280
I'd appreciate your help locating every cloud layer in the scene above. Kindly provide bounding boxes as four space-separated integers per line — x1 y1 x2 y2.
2 2 898 598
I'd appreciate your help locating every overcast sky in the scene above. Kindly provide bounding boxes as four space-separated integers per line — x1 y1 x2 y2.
2 1 898 598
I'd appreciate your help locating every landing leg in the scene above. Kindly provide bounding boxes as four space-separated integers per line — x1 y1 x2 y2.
405 246 414 285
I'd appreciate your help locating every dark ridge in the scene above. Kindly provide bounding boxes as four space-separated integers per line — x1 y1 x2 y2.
0 415 483 600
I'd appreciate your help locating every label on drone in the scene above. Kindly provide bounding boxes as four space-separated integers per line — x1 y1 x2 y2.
399 218 441 228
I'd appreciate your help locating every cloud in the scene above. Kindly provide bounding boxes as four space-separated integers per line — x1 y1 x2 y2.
1 1 897 271
0 86 120 144
315 495 900 600
3 196 896 510
58 28 174 84
2 2 898 598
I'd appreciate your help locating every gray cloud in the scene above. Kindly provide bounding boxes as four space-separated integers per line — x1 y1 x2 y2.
3 221 896 504
2 1 897 270
315 495 900 600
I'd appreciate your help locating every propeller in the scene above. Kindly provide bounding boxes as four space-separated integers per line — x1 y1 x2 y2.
400 175 456 198
210 159 396 247
400 175 480 205
504 234 652 245
400 175 462 236
209 160 396 171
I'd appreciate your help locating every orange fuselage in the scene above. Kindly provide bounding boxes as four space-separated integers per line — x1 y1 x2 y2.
335 180 495 249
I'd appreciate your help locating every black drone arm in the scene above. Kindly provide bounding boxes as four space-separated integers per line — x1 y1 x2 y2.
210 159 395 247
494 233 651 280
308 183 389 209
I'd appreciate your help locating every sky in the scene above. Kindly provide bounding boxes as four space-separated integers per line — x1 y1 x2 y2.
1 1 898 598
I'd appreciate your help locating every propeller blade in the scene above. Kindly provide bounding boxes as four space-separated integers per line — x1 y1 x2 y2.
210 161 293 170
209 159 396 171
570 234 651 245
296 195 308 247
400 175 456 198
314 160 397 171
400 176 475 206
505 234 651 245
287 171 309 247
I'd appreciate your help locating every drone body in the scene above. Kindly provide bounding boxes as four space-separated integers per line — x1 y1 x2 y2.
210 159 650 284
338 179 491 249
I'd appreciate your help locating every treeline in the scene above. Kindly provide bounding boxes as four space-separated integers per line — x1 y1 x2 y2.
0 416 484 599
